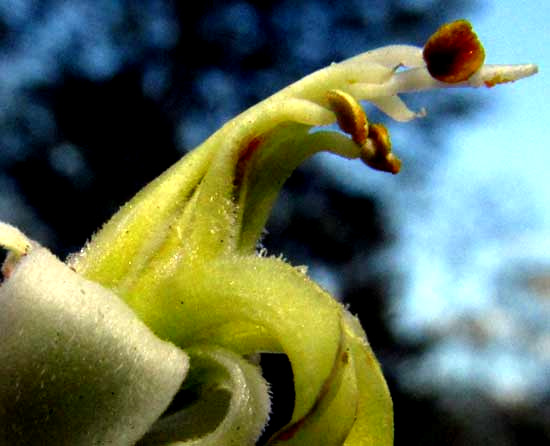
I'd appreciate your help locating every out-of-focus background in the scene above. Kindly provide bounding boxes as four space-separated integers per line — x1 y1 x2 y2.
1 0 548 444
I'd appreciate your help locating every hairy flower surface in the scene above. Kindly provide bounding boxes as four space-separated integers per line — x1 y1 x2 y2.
0 20 537 445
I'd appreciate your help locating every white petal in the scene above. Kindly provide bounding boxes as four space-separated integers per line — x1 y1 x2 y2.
0 247 189 445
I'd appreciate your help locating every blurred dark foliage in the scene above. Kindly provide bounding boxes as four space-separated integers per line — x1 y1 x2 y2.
0 0 547 444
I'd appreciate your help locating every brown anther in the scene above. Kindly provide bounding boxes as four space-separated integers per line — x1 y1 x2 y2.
360 124 401 174
423 19 485 83
326 89 368 145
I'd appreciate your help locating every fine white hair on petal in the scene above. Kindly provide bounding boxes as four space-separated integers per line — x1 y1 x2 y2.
340 45 425 69
0 247 189 446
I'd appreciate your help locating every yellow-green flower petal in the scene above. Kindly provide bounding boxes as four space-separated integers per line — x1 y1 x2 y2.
146 255 343 426
342 312 393 445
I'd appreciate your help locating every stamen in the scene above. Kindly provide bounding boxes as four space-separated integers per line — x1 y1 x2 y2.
326 90 401 174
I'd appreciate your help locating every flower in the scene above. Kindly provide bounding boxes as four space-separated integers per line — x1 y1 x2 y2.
0 20 537 445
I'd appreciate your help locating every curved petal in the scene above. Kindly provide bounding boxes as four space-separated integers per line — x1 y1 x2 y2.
342 312 393 446
267 324 358 445
267 310 393 446
138 346 270 446
134 254 343 428
235 126 361 253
